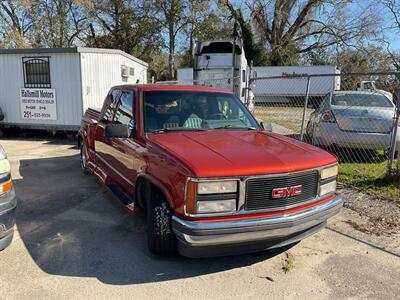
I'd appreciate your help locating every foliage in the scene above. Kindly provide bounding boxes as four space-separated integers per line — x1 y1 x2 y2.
250 0 381 66
330 46 395 91
339 162 400 203
223 0 268 66
0 1 398 79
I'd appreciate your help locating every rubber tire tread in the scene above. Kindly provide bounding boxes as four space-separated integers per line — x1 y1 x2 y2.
147 186 178 256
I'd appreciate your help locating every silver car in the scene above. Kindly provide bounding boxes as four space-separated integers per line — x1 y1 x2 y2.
306 91 400 151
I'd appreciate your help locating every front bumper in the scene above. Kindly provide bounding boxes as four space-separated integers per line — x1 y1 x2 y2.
0 188 17 250
172 194 342 257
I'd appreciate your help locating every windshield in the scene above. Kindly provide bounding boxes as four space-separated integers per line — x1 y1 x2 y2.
331 93 393 108
143 91 258 133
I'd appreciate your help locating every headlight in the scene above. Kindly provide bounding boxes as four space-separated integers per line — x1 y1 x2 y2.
0 145 6 160
319 180 336 197
320 165 338 180
196 199 236 214
197 181 237 194
186 180 238 215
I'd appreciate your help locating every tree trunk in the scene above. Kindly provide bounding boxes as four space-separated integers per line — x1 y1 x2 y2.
168 25 175 80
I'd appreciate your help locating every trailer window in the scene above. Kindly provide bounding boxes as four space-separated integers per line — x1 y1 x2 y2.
200 42 242 55
22 57 51 88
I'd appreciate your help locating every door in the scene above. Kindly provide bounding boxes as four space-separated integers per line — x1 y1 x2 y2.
94 88 121 176
109 90 141 197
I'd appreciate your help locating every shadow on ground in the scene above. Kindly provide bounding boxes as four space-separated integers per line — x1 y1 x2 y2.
0 128 77 146
14 154 290 285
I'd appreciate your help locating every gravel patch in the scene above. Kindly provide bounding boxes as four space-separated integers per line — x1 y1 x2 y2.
337 183 400 236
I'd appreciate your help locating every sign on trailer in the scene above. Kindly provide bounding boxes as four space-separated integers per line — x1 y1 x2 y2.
20 88 57 120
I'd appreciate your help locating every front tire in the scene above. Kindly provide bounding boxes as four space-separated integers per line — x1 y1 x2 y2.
146 186 177 256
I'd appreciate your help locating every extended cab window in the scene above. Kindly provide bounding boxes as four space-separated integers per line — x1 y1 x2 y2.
143 91 258 133
113 91 134 129
102 89 121 122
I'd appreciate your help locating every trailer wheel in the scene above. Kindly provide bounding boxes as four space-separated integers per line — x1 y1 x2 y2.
80 142 91 175
147 185 177 256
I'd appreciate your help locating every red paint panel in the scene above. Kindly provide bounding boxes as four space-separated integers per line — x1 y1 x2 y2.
149 131 337 178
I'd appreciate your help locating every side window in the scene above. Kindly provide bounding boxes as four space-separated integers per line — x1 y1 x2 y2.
113 91 134 129
23 57 51 88
102 89 120 122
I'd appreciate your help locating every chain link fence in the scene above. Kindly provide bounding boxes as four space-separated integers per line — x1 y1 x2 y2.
250 72 400 182
156 72 400 186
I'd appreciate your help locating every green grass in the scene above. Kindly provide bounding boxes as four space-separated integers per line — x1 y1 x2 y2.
339 162 400 202
253 106 313 132
253 105 400 202
282 252 295 274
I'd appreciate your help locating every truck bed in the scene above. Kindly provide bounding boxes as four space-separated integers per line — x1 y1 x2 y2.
80 107 101 134
85 107 101 121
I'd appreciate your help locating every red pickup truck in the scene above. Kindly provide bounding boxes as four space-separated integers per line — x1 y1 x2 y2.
78 84 342 257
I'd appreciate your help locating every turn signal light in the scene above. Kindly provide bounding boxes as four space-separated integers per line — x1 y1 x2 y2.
1 181 12 194
186 181 197 214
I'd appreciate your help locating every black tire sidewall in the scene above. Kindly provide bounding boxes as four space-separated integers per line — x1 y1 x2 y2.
146 187 177 255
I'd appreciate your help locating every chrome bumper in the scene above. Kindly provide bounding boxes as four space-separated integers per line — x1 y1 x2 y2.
0 188 17 250
172 195 342 257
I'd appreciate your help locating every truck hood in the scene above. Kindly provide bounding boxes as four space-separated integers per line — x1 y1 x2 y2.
148 131 337 177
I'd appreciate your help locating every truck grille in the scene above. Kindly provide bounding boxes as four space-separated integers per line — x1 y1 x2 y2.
245 171 318 211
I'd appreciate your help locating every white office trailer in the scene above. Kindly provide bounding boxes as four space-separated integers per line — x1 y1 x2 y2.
252 65 341 103
0 47 148 131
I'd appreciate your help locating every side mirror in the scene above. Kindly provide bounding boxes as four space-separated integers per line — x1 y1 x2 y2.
105 124 131 138
260 121 272 132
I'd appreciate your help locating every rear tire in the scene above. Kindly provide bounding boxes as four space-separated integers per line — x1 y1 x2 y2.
146 186 178 256
80 142 91 175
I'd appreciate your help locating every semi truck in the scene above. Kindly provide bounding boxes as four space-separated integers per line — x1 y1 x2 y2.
176 39 252 109
176 40 341 108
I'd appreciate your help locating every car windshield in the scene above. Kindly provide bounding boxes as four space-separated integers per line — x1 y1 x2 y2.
331 93 393 108
143 91 259 133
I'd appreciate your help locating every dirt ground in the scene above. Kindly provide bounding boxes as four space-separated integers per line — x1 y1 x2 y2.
0 138 399 300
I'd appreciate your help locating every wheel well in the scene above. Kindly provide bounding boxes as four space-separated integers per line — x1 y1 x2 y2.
135 177 170 210
77 134 82 148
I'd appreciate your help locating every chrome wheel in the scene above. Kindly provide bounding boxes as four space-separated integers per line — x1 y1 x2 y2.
80 143 90 174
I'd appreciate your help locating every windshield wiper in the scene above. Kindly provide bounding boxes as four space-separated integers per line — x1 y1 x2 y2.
151 127 207 133
213 125 257 130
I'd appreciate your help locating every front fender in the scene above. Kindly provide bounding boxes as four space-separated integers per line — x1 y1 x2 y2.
136 173 176 210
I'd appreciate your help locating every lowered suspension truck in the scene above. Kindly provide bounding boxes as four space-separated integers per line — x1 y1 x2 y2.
78 84 342 257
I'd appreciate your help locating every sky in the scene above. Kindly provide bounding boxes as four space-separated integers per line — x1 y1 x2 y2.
234 0 400 53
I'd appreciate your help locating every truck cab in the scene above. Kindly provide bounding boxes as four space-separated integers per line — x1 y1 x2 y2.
178 39 254 111
357 81 393 102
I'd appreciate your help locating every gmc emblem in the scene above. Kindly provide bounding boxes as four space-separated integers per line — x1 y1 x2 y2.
271 185 302 199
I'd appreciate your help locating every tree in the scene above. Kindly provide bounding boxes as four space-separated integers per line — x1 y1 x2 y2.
331 46 394 90
32 0 88 47
250 0 381 66
178 4 232 68
224 0 268 66
83 1 161 55
380 0 400 71
145 0 195 79
0 0 37 47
